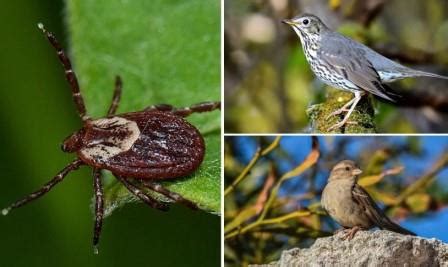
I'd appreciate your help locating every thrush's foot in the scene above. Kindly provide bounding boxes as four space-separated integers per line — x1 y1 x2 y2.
328 120 358 131
328 121 345 131
327 105 360 132
326 107 350 120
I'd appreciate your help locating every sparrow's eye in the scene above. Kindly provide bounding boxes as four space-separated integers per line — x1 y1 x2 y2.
303 19 309 25
345 166 350 171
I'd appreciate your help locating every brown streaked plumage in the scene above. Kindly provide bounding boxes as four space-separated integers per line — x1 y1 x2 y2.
321 160 415 239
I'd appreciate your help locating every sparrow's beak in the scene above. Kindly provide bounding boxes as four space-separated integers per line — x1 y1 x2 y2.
352 168 363 176
282 19 295 26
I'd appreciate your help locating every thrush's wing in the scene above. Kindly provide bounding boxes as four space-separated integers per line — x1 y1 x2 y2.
352 184 415 236
318 33 395 101
351 37 448 80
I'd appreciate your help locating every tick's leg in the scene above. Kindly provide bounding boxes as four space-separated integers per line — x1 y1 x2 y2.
115 175 169 211
92 169 104 254
37 24 89 121
107 76 122 116
144 101 221 117
141 181 198 210
2 159 84 216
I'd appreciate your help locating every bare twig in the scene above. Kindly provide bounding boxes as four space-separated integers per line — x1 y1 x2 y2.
225 137 320 239
395 153 448 205
359 165 404 187
254 164 276 214
224 136 281 196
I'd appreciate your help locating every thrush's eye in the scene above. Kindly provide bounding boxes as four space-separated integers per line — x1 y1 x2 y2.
345 166 350 171
303 19 309 25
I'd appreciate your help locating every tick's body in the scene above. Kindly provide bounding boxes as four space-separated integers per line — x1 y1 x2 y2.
72 111 205 179
2 23 220 254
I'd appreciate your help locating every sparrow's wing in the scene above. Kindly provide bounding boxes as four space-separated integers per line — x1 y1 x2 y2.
318 33 395 102
352 184 415 236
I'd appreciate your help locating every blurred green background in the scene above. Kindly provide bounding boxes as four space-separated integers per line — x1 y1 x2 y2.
225 0 448 133
0 1 220 266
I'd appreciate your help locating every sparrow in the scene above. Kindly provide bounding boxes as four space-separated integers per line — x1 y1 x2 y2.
321 160 415 239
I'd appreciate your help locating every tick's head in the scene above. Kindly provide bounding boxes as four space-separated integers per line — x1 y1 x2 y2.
282 13 327 38
329 160 363 181
61 130 85 153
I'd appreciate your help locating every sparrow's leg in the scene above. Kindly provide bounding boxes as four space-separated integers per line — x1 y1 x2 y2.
340 226 364 240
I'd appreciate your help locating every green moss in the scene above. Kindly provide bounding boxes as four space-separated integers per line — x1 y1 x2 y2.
307 89 376 133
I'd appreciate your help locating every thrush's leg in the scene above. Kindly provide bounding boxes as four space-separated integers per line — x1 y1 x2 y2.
328 91 362 131
326 97 357 119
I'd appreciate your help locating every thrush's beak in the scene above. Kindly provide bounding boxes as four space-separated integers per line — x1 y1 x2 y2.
282 19 295 26
352 168 363 176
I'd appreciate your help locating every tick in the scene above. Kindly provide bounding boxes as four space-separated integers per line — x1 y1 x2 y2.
2 23 220 253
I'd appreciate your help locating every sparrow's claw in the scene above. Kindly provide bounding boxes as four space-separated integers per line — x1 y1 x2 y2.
340 226 362 240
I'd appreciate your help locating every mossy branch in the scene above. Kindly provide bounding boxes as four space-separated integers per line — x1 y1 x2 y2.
307 89 376 133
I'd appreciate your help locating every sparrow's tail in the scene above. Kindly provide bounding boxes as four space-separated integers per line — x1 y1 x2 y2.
377 217 416 236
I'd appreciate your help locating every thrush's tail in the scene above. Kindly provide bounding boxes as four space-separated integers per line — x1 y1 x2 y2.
414 70 448 80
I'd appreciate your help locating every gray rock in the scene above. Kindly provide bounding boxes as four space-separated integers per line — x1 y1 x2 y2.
251 230 448 267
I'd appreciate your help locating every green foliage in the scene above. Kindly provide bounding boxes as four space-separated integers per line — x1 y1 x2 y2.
66 0 220 214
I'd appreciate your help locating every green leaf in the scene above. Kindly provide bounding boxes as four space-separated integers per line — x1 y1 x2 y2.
65 0 221 214
406 193 430 213
224 206 258 233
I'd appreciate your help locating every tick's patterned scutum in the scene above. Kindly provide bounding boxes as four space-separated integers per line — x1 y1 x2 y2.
79 111 205 179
